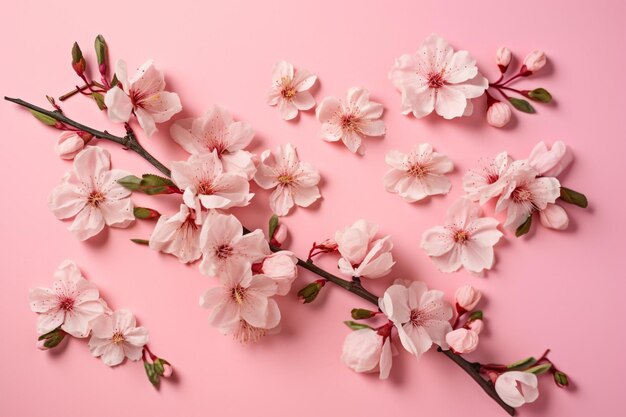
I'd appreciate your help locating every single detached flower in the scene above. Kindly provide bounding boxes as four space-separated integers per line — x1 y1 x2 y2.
254 143 321 216
523 50 547 73
388 33 488 119
335 219 394 279
379 280 453 357
463 152 512 204
421 198 503 273
526 141 572 177
104 59 182 137
341 328 393 379
495 371 540 408
170 105 256 179
29 260 104 338
455 285 482 311
55 131 92 160
198 211 270 277
486 101 512 128
316 87 385 155
266 61 317 120
254 251 298 296
383 143 453 202
88 309 149 366
445 328 479 354
171 150 253 211
149 204 202 263
48 146 135 241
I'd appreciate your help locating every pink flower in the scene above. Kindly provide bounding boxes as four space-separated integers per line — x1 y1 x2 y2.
421 199 503 273
88 309 149 366
335 220 394 279
445 328 479 354
496 47 512 71
469 319 484 334
316 87 385 155
170 105 256 179
29 260 104 338
171 151 253 211
463 152 512 204
199 211 270 277
149 204 202 263
523 50 547 73
254 143 321 216
341 328 393 379
383 143 453 202
55 131 92 160
379 280 453 357
495 371 539 408
199 262 281 338
254 251 298 296
527 141 572 177
48 146 135 241
486 102 512 128
104 59 182 137
388 34 488 119
539 203 569 230
455 285 482 311
267 61 317 120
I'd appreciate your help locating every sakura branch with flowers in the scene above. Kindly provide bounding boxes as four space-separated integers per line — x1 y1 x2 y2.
6 33 588 415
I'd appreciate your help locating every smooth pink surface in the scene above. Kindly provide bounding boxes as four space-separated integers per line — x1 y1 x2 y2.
1 1 624 415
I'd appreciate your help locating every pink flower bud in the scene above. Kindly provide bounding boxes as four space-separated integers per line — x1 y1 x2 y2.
486 102 512 128
36 339 49 350
455 285 482 311
523 50 547 73
271 223 287 246
318 239 338 251
55 132 86 160
445 328 479 354
539 204 569 230
260 251 298 296
496 47 512 71
468 318 484 334
162 362 173 378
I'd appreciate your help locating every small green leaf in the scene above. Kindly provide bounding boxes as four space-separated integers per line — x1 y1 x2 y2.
468 310 483 321
527 88 552 103
527 363 553 375
268 214 279 239
509 97 536 113
515 215 533 237
554 371 569 387
297 280 325 304
144 362 160 386
117 174 179 195
559 187 588 208
343 321 374 331
28 109 57 126
91 92 107 110
351 308 377 320
507 356 537 370
134 207 160 220
131 238 149 245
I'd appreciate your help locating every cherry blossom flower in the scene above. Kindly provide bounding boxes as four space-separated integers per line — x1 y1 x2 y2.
455 285 482 311
199 262 281 339
149 204 202 263
341 328 393 379
254 143 321 216
421 199 503 273
104 59 182 137
55 131 92 160
388 34 488 119
527 141 572 177
48 146 135 241
254 251 298 296
88 309 149 366
198 211 270 277
463 152 512 204
29 260 104 338
383 143 453 202
171 150 253 211
266 61 317 120
170 105 256 179
495 371 540 408
445 328 479 354
335 220 394 279
379 280 453 357
316 87 385 155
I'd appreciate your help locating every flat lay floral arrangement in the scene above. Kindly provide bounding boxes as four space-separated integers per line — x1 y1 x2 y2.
6 34 590 415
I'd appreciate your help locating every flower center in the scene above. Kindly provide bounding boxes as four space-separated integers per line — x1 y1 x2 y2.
408 163 429 178
428 71 445 89
58 295 74 312
512 187 532 203
231 285 246 305
453 230 469 244
277 174 294 185
340 114 358 131
215 244 233 259
87 191 105 207
197 180 215 195
111 331 125 344
280 78 297 100
409 309 426 326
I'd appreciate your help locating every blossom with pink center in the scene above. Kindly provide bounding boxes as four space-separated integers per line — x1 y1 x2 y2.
199 262 281 339
104 59 182 138
463 152 512 204
266 61 317 120
170 105 256 179
335 219 394 279
29 260 104 338
421 198 503 273
48 146 135 241
316 87 385 155
341 327 393 379
198 211 270 277
445 328 479 354
495 371 540 408
171 150 253 212
383 143 453 202
254 251 298 296
379 280 453 357
389 34 488 119
254 143 321 216
149 204 202 264
527 141 572 177
88 309 149 366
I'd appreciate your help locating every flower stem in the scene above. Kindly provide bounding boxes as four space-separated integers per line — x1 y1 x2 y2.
4 96 515 416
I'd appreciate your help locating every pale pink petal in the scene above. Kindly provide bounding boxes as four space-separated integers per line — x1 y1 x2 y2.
461 241 495 273
48 182 86 220
292 69 316 91
421 226 454 256
68 206 105 241
271 61 294 85
379 337 393 379
278 99 298 120
292 186 321 208
99 198 134 228
435 85 469 119
135 107 157 138
359 119 386 137
316 96 341 123
445 50 479 84
430 244 463 273
104 86 133 123
269 186 295 216
469 217 503 247
401 323 433 357
293 91 316 111
36 311 65 335
140 91 182 123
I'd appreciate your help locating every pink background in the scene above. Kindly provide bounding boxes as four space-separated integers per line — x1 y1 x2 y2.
1 1 623 415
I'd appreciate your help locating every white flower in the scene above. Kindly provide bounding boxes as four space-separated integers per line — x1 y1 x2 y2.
88 309 149 366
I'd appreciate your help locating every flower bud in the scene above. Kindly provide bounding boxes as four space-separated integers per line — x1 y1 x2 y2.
318 239 338 252
36 339 49 350
55 131 88 160
486 102 512 128
445 328 479 354
496 47 512 72
523 50 547 73
455 285 482 312
162 362 173 378
94 35 108 79
37 328 65 349
297 279 326 303
468 318 484 334
259 251 298 296
271 223 287 247
71 42 86 77
351 308 378 320
539 204 569 230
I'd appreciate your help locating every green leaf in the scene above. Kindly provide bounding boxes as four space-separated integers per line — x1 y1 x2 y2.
117 174 179 195
134 207 160 220
343 321 374 331
28 109 57 126
527 363 553 375
153 358 165 376
468 310 483 321
554 371 569 387
94 35 107 66
351 308 376 320
131 238 149 245
91 92 107 110
507 356 537 370
297 281 324 304
144 362 160 386
38 327 65 349
515 215 533 237
527 88 552 103
509 97 536 113
559 187 588 208
268 214 279 239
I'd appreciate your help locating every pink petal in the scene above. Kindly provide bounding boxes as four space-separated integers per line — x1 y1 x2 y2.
430 244 463 273
271 61 294 85
359 119 386 137
135 107 157 138
421 226 454 256
278 99 298 120
379 337 393 379
104 86 133 123
461 241 495 273
292 69 316 92
293 91 316 111
68 206 105 241
37 310 65 335
48 182 86 220
269 186 295 216
292 186 321 208
316 96 341 123
434 85 468 119
140 91 182 123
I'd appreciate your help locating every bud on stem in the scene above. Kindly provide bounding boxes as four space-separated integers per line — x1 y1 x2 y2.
71 42 86 77
297 279 326 303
